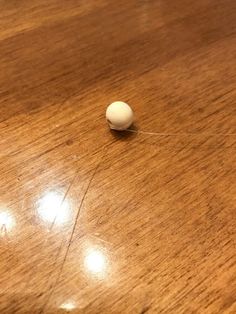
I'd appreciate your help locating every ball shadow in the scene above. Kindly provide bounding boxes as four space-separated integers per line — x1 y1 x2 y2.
110 124 138 141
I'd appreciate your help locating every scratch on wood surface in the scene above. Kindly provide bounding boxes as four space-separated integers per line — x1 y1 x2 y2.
140 305 151 314
40 146 108 313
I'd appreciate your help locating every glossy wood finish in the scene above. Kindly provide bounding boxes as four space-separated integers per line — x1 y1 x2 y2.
0 1 236 313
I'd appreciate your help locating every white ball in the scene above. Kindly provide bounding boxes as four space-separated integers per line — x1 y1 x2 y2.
106 101 134 131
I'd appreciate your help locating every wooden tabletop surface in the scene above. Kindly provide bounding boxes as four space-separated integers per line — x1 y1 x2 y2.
0 1 236 313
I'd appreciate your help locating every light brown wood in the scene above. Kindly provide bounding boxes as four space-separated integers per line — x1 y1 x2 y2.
0 0 236 313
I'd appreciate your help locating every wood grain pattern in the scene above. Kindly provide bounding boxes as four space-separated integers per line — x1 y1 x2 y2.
0 0 235 313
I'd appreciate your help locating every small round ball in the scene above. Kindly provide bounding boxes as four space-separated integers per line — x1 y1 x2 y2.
106 101 134 131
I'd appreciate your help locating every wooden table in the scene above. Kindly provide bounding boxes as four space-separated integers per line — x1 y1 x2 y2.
0 1 235 313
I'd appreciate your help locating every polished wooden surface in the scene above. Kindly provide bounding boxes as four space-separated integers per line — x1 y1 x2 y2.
0 1 236 313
